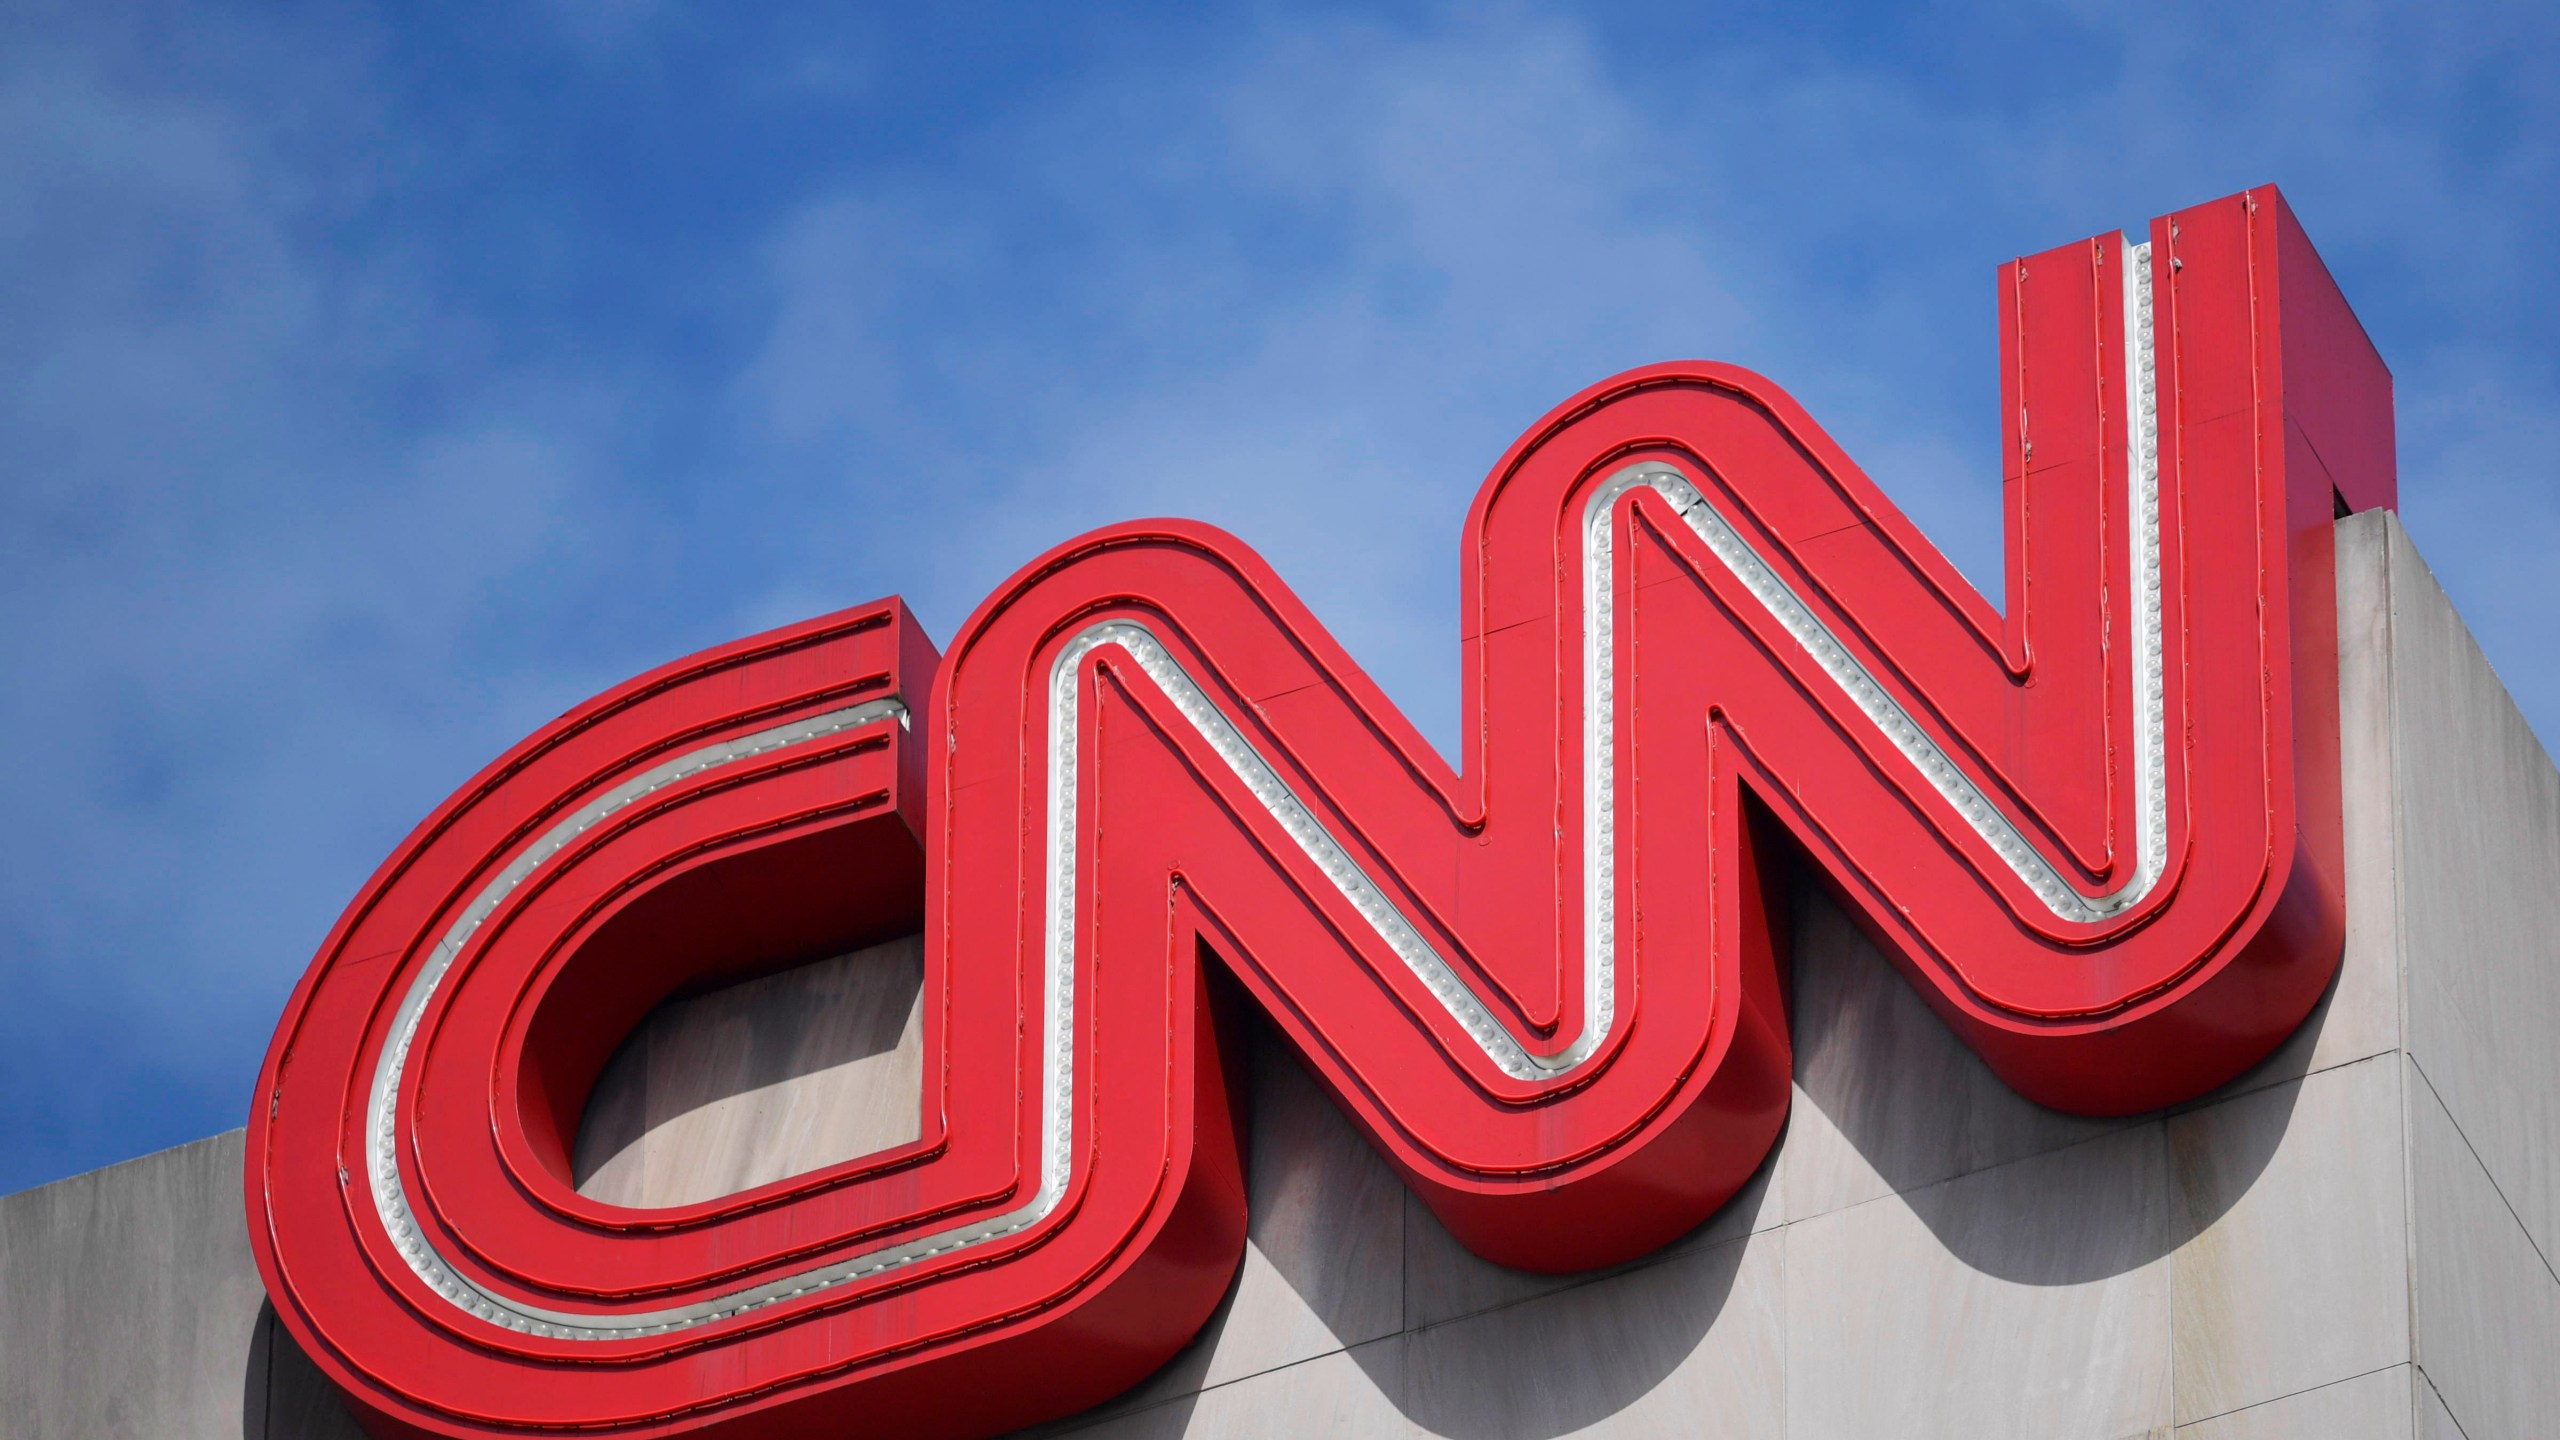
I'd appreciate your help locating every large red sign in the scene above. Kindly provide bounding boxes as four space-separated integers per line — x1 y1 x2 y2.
247 188 2391 1438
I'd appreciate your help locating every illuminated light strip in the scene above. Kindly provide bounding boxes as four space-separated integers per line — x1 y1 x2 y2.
366 240 2166 1337
362 700 933 1338
2126 240 2170 903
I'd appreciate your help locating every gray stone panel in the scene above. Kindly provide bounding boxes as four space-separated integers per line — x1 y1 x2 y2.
2173 1365 2411 1439
1385 1232 1785 1439
1050 1232 1786 1440
1049 1350 1403 1440
1781 885 2137 1226
1196 1033 1407 1388
2416 1371 2465 1440
2377 516 2560 1284
575 934 926 1208
1399 1127 1778 1333
2317 515 2413 1081
1784 1123 2176 1440
2408 1058 2560 1440
0 1131 265 1440
2168 1057 2409 1425
0 1129 361 1439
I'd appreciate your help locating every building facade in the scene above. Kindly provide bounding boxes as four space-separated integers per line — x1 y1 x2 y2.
5 510 2555 1437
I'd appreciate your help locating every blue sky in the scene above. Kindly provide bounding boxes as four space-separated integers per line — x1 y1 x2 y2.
4 1 2554 1195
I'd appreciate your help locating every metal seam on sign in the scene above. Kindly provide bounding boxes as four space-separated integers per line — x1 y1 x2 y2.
366 239 2167 1338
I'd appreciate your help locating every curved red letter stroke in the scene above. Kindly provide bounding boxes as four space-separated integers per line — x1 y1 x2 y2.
248 189 2390 1437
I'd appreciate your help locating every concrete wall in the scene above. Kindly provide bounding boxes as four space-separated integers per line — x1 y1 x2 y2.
2358 513 2560 1439
572 934 925 1209
4 511 2553 1439
0 1131 364 1440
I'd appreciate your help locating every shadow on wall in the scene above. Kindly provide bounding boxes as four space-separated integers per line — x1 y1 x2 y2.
242 1301 367 1440
1092 867 2323 1440
1782 878 2318 1289
573 935 926 1209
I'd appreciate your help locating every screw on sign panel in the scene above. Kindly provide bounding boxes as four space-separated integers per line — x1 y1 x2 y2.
246 187 2392 1439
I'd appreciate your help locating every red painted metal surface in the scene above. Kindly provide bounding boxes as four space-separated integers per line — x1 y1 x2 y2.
246 187 2391 1438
